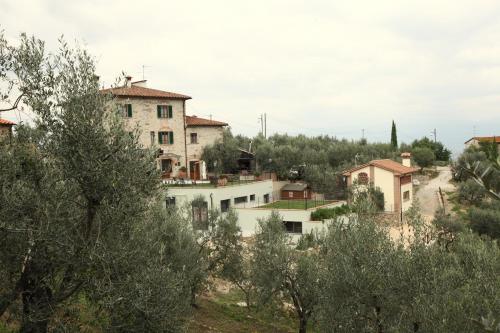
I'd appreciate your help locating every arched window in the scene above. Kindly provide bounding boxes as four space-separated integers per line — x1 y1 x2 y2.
358 172 369 185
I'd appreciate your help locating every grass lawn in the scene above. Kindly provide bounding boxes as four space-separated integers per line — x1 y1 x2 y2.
259 200 333 210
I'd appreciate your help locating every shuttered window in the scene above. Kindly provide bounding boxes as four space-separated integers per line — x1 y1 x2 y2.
119 104 132 117
157 105 173 118
158 131 174 145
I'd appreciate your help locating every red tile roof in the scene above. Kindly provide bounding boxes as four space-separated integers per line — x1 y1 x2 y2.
101 85 191 100
186 115 227 127
0 118 16 126
465 136 500 144
343 159 419 176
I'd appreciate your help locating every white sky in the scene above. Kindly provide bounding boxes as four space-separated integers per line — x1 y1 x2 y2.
1 0 500 154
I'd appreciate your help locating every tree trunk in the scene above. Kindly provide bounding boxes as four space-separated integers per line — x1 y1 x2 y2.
298 316 308 333
245 292 251 311
20 284 52 333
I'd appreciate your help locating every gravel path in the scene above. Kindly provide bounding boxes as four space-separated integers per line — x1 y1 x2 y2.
414 166 455 219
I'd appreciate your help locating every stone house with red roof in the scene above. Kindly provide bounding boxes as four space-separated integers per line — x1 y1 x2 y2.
342 153 419 216
0 118 15 139
101 77 227 179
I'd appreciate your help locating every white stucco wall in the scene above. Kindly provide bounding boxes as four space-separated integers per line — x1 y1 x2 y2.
373 167 395 212
235 201 346 237
167 180 275 211
400 182 413 212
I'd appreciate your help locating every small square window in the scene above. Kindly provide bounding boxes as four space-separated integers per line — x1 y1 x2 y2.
190 133 198 144
221 199 231 213
250 194 255 201
166 197 176 208
403 190 410 201
284 221 302 234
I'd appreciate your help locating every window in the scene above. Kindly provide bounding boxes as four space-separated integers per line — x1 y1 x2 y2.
190 132 198 144
234 196 248 205
157 105 173 118
358 172 369 185
263 194 270 203
192 201 208 230
161 159 172 172
403 190 410 201
250 194 255 201
284 221 302 234
158 131 174 144
288 191 294 198
220 199 230 213
150 131 155 146
119 104 132 118
166 197 176 208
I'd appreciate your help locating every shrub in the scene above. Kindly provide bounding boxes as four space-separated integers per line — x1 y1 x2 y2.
311 204 350 221
457 179 486 205
412 147 436 169
468 203 500 239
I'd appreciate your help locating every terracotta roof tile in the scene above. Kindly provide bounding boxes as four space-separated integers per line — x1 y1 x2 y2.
101 85 191 100
465 136 500 144
343 159 418 176
0 118 16 126
186 115 227 127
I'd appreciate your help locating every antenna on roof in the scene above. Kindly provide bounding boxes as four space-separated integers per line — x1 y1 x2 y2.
142 65 151 80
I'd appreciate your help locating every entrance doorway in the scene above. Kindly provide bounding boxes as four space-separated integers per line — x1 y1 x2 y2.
189 160 201 180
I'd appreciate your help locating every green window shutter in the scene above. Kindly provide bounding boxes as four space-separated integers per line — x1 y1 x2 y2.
168 105 173 118
157 105 161 118
127 104 132 117
169 132 174 144
158 132 163 144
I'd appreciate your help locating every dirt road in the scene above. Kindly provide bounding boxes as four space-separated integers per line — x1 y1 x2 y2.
414 166 455 220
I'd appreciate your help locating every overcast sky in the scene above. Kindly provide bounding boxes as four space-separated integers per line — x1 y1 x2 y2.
1 0 500 154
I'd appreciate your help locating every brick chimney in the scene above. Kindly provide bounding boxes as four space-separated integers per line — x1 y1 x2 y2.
401 152 411 167
125 76 132 88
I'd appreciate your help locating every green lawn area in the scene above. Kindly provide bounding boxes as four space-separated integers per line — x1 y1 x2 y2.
259 200 334 210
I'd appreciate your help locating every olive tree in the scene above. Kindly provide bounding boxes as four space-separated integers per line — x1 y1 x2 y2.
0 33 193 332
316 200 500 332
251 212 321 333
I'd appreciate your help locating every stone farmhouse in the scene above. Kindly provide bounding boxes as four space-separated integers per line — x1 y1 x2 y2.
102 77 227 179
342 153 419 218
0 118 15 139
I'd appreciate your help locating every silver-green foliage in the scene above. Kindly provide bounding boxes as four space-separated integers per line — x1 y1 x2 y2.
251 211 321 333
0 32 194 332
316 202 500 332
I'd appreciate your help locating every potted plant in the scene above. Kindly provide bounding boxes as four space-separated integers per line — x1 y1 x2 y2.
177 166 187 179
218 174 228 186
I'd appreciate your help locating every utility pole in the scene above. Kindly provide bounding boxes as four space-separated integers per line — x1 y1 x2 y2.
431 128 437 143
259 114 264 136
264 113 267 138
362 128 365 140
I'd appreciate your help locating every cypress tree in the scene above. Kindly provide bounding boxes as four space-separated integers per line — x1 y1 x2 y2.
391 120 398 150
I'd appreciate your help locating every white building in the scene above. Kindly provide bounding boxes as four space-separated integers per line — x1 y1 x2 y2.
167 179 346 237
342 153 418 217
